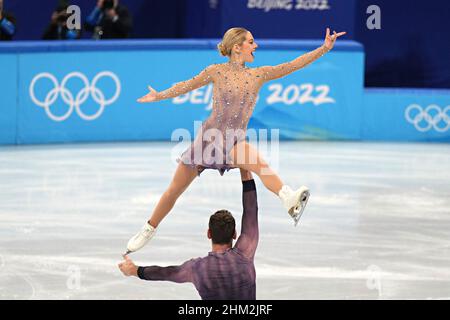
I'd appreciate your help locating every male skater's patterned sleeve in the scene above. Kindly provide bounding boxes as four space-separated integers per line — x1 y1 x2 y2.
235 179 259 260
137 259 197 283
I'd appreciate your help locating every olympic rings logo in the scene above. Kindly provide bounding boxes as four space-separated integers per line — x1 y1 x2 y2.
405 104 450 133
29 71 121 121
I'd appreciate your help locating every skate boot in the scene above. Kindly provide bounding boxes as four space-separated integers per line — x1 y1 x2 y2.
278 185 310 226
125 222 157 255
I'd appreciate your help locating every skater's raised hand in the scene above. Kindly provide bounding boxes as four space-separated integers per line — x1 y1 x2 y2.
323 28 346 51
137 85 159 103
118 254 138 277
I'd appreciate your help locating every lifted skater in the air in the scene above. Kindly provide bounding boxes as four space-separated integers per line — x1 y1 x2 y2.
126 27 346 254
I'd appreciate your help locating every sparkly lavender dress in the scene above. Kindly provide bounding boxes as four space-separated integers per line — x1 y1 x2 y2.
154 45 329 176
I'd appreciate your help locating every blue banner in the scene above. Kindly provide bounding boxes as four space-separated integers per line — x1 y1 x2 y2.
363 89 450 142
250 49 364 140
0 54 17 144
0 40 365 145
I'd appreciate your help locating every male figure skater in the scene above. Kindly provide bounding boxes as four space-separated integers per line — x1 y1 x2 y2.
118 169 259 300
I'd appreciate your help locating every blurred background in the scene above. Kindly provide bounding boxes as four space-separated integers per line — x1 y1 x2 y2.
2 0 449 88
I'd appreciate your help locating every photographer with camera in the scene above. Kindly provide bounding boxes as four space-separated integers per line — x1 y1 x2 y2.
85 0 132 39
0 0 16 41
42 1 81 40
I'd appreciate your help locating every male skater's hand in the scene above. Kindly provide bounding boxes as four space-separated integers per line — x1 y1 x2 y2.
239 168 253 181
118 255 138 277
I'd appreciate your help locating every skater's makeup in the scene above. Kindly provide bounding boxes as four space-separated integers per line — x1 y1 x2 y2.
218 28 258 63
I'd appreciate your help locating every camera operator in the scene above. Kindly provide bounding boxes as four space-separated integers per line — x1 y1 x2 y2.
42 1 81 40
85 0 132 39
0 0 16 41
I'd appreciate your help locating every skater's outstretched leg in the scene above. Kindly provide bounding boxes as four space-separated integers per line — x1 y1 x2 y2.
230 141 310 226
126 162 198 254
148 162 199 228
230 141 283 194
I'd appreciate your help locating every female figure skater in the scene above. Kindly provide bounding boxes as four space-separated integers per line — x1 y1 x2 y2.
126 27 346 254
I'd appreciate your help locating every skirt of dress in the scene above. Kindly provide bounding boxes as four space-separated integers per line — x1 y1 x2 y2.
176 131 245 177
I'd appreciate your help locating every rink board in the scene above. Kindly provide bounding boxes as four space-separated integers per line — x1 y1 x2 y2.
1 40 449 144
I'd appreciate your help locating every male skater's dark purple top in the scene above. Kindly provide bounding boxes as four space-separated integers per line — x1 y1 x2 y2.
137 179 258 300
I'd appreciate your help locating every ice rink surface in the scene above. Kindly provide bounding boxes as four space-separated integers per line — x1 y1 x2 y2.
1 141 449 300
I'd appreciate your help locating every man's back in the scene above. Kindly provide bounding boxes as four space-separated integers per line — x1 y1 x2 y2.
191 247 256 300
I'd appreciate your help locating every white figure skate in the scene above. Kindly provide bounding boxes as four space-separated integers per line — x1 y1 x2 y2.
124 222 156 255
278 185 310 226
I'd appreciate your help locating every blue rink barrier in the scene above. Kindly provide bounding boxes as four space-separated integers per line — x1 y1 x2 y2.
0 40 448 145
363 88 450 142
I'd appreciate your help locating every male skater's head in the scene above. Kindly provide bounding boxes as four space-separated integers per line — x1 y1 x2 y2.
208 210 236 249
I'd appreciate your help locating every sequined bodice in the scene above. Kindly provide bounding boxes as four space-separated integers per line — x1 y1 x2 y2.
207 62 261 131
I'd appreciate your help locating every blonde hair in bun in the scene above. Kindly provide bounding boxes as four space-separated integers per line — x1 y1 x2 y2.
217 27 249 57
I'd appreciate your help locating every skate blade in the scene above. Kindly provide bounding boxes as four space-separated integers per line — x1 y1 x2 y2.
289 190 310 227
123 250 132 256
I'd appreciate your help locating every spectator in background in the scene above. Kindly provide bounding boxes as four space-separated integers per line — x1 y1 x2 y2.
0 0 16 41
42 1 81 40
85 0 132 39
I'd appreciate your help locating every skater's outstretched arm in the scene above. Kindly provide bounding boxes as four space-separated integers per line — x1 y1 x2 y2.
256 28 346 82
119 255 197 283
235 169 259 260
137 65 215 103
